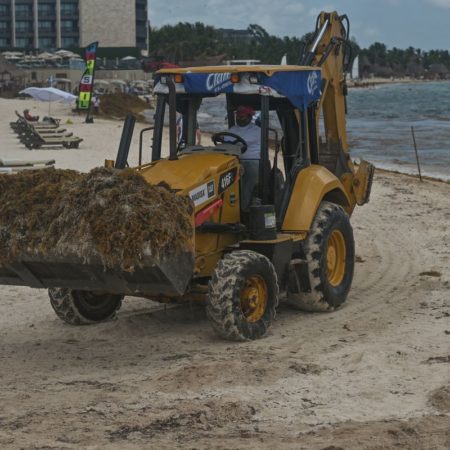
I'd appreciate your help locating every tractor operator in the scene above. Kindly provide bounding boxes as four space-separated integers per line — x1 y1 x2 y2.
228 105 260 158
225 105 261 210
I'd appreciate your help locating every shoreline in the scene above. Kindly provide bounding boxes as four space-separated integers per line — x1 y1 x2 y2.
368 165 450 184
347 77 447 88
200 129 450 184
1 97 449 183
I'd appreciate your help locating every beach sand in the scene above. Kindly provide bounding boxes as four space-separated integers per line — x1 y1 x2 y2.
1 98 154 170
0 98 449 449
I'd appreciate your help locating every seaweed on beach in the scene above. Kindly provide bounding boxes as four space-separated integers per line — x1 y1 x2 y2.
0 169 82 259
99 93 148 121
0 167 194 269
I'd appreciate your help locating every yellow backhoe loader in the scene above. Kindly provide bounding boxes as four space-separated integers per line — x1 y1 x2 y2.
0 12 374 340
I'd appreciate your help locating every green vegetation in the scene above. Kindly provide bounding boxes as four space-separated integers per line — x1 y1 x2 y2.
148 22 304 65
149 22 450 78
357 42 450 78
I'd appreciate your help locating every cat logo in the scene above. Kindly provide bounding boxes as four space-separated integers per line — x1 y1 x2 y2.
207 181 215 198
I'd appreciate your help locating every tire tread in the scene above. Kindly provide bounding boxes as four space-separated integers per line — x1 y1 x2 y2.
206 250 279 341
48 288 122 325
288 201 354 312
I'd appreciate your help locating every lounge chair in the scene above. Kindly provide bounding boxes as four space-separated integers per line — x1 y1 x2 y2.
10 111 82 149
23 128 82 149
0 158 55 173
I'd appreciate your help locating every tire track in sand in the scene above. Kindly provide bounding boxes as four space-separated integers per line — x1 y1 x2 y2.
347 198 423 318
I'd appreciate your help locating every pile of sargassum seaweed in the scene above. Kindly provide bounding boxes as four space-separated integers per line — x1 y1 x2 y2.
0 167 194 270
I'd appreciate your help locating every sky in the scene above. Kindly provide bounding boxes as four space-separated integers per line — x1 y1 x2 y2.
148 0 450 50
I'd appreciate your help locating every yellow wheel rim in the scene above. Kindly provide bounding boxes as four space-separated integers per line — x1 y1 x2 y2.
240 275 268 323
326 230 346 287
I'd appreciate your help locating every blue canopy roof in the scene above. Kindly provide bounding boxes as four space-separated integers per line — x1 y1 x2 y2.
154 68 322 110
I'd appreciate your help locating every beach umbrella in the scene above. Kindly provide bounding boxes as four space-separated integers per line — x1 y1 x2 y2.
19 87 77 115
55 49 77 58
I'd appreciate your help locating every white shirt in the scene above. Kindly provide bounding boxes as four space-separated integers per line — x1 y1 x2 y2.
227 123 261 160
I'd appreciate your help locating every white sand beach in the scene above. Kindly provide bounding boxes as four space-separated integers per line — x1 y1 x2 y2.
1 98 155 171
0 97 449 449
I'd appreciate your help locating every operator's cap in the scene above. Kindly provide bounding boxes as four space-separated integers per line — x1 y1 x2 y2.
236 105 254 117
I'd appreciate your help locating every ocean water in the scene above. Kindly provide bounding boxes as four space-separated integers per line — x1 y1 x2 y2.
194 81 450 181
347 81 450 180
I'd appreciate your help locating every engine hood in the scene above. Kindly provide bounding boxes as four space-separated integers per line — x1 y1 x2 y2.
138 152 239 210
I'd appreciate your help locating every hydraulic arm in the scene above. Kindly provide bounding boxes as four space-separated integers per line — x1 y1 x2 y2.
301 11 352 175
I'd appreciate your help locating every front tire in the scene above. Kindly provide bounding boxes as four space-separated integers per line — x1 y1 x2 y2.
287 201 355 312
48 288 123 325
206 250 279 341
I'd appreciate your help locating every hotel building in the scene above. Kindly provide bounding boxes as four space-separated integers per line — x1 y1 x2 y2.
0 0 148 50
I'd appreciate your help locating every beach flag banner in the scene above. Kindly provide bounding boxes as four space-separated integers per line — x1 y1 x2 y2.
78 41 98 112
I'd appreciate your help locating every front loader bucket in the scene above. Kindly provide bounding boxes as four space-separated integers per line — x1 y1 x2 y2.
0 251 194 297
0 167 196 298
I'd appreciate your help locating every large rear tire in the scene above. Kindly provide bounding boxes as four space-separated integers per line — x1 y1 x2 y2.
287 201 355 312
206 250 279 341
48 288 123 325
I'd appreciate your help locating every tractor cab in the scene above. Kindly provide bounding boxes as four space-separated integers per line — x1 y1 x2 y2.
147 66 323 227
